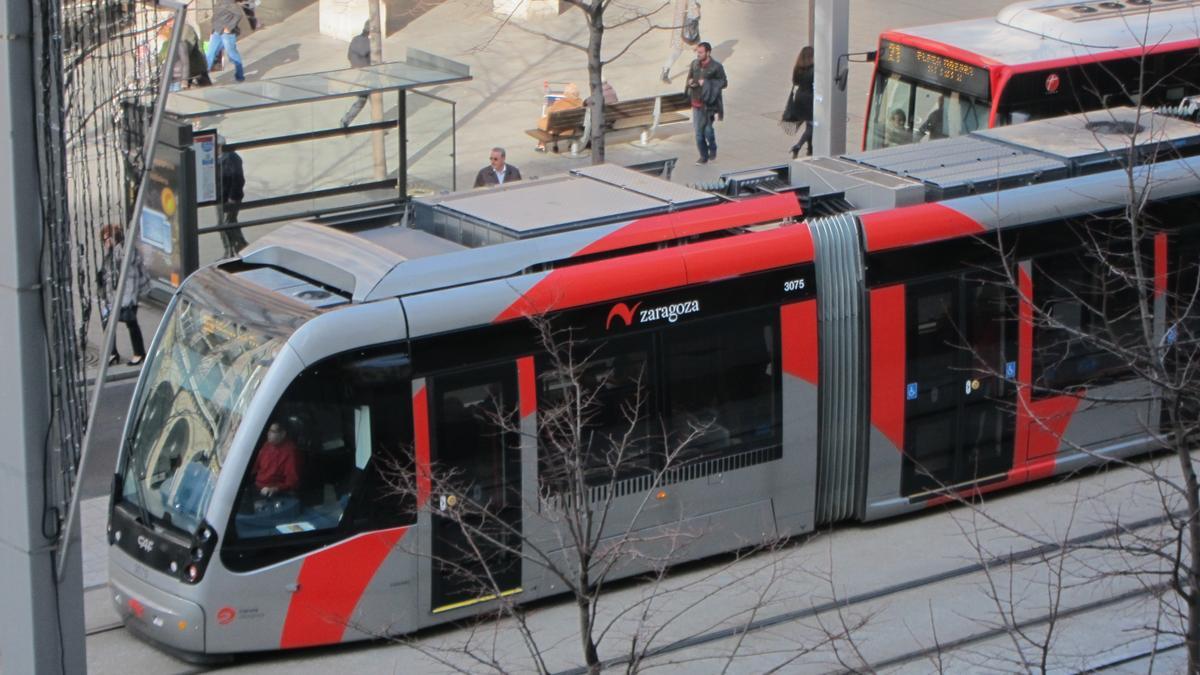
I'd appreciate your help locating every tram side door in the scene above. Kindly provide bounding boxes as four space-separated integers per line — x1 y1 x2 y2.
427 364 523 613
902 274 1016 496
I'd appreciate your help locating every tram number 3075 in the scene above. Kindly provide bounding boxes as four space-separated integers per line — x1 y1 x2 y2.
784 278 807 293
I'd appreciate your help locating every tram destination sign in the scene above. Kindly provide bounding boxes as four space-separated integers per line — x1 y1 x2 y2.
879 39 989 100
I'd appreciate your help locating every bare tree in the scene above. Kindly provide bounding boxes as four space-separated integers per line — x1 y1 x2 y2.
375 315 840 672
496 0 671 164
890 97 1200 670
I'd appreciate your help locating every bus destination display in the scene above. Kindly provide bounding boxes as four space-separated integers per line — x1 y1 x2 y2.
879 39 989 100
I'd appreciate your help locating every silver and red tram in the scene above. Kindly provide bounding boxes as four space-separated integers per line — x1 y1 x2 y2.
110 107 1200 655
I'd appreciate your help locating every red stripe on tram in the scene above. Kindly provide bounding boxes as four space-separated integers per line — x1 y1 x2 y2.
413 385 431 505
781 300 818 385
278 527 408 649
1156 233 1169 298
861 203 986 253
869 285 906 452
517 357 537 419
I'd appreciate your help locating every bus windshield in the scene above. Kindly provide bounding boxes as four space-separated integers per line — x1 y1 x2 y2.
865 71 989 151
119 269 312 534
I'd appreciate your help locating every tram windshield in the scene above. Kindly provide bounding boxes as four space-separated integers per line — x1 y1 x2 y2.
118 269 311 534
865 72 989 150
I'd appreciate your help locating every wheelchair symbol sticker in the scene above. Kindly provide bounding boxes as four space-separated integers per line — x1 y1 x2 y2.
906 382 918 400
1005 361 1016 379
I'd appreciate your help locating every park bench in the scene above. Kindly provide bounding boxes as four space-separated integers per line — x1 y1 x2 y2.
525 92 692 156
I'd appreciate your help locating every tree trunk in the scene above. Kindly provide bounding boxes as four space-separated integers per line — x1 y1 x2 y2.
578 595 601 673
367 0 387 180
587 4 605 165
1177 403 1200 673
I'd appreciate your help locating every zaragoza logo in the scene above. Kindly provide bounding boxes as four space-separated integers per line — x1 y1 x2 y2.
605 302 642 330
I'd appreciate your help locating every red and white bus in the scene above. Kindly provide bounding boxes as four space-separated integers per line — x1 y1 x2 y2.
865 0 1200 150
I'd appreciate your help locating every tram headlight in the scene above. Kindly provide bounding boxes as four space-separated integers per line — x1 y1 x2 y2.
190 546 205 561
185 564 200 583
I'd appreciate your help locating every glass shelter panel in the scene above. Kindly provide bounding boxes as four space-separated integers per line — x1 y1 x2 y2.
405 90 457 196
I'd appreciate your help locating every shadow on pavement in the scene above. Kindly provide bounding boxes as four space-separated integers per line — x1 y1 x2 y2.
711 38 738 64
247 42 302 80
385 0 448 35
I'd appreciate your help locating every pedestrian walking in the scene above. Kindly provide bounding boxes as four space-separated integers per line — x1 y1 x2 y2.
661 0 700 83
218 136 250 256
239 0 260 30
340 21 373 128
98 224 150 367
473 147 522 188
783 46 814 158
206 0 246 82
158 16 211 91
686 41 726 165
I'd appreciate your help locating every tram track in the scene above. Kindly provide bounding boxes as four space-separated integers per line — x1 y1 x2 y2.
853 584 1168 674
86 622 125 637
562 510 1178 675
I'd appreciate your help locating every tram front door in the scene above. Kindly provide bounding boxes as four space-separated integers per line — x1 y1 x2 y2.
428 364 523 613
902 274 1017 496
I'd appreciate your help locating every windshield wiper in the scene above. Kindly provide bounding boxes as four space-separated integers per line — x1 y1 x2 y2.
122 407 154 528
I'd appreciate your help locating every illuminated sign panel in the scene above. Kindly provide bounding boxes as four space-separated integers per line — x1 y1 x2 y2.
879 39 990 100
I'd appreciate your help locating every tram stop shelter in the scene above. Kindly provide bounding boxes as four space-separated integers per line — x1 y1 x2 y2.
141 48 469 294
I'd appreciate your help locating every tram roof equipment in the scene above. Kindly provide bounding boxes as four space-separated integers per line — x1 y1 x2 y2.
240 107 1200 305
801 107 1200 203
410 164 719 245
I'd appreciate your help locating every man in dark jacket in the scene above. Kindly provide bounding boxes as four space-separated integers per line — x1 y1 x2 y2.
205 0 246 82
686 41 726 164
340 22 373 128
218 136 249 257
473 147 522 188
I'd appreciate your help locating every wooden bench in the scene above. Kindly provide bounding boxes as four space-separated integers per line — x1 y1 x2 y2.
525 92 692 156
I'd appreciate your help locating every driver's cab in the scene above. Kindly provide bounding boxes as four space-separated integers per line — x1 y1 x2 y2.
222 346 417 571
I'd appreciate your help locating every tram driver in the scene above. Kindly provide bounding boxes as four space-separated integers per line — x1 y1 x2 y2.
253 421 303 499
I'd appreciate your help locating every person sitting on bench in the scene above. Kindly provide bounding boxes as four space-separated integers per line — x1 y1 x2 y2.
536 82 583 152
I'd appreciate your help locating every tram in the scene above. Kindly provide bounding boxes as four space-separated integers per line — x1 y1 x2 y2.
110 107 1200 655
864 0 1200 150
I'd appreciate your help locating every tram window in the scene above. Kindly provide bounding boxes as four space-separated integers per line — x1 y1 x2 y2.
1033 251 1142 393
432 368 521 509
910 286 957 378
231 351 415 543
664 311 779 465
536 334 655 491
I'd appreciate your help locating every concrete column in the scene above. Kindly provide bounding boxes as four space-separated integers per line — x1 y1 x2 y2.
812 0 849 156
0 0 86 670
320 0 387 42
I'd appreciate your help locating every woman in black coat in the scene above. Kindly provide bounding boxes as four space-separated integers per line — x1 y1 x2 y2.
784 46 814 158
